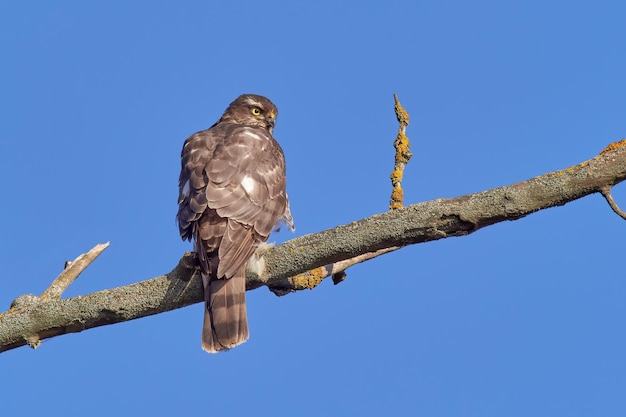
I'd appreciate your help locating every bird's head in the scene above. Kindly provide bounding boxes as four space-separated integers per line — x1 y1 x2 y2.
220 94 278 134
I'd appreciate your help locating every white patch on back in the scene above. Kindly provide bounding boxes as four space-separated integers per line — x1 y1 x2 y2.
182 180 190 197
241 175 256 194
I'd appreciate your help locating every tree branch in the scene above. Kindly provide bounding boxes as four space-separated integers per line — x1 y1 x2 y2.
1 141 625 353
40 242 110 300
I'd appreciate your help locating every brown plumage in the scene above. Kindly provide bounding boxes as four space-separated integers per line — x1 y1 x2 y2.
177 94 294 353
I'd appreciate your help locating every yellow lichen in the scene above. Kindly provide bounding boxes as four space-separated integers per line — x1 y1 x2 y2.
390 186 404 209
394 94 410 127
389 201 403 210
391 186 404 201
291 267 325 290
390 169 403 185
394 132 413 164
563 160 591 174
600 139 626 154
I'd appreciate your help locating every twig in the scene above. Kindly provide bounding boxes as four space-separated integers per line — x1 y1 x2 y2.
600 186 626 220
390 93 412 209
267 246 401 296
40 242 110 300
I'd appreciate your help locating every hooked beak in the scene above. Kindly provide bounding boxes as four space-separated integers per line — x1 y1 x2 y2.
266 112 276 132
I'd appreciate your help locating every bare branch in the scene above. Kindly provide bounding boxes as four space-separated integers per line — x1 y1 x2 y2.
1 142 626 353
600 186 626 220
40 242 110 300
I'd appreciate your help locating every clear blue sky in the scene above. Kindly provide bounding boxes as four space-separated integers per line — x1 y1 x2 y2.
1 1 625 416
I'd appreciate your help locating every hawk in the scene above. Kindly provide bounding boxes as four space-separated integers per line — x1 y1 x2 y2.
177 94 294 353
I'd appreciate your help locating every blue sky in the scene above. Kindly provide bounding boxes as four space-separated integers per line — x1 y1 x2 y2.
1 1 625 416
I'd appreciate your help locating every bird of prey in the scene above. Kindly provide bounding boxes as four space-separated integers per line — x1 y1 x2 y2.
177 94 294 353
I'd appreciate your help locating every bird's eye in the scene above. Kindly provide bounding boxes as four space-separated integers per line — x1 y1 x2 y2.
251 107 261 116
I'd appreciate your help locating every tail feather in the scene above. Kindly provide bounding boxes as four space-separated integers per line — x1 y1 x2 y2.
202 269 248 353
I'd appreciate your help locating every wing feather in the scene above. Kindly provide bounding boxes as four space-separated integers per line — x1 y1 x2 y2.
177 123 290 279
